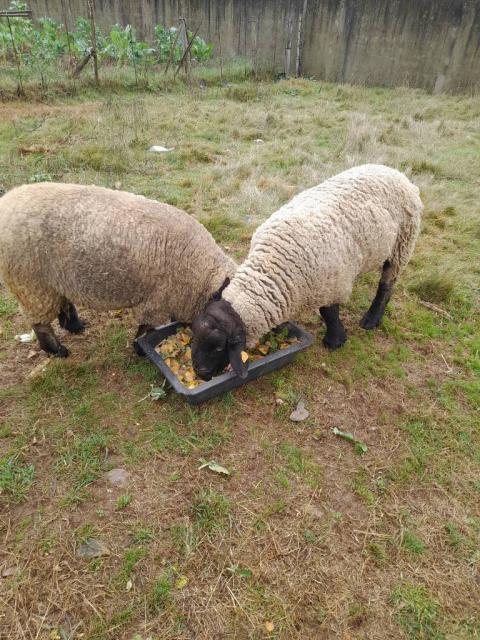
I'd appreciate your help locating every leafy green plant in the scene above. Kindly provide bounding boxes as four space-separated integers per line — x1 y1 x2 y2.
154 25 181 64
106 24 154 66
190 33 213 62
70 16 107 59
0 1 34 60
154 24 213 65
0 2 213 87
23 17 66 90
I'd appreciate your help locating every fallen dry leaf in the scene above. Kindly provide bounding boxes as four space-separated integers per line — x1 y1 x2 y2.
175 575 188 589
198 459 230 475
27 360 49 380
20 144 51 155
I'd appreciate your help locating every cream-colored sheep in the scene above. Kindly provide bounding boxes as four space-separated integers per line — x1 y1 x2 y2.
0 183 236 357
191 165 423 380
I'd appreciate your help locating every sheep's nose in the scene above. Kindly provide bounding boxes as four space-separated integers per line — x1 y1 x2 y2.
194 366 213 381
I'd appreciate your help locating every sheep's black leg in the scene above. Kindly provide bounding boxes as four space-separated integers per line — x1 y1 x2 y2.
133 324 154 356
58 301 85 334
360 260 395 330
320 304 347 349
33 323 69 357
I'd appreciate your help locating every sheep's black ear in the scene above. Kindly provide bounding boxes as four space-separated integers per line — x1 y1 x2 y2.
211 277 230 301
228 340 248 379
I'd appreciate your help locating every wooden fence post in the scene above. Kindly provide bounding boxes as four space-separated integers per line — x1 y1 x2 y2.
217 25 223 82
284 6 294 79
295 0 308 77
178 18 190 79
249 17 259 79
174 23 200 80
61 0 76 90
87 0 99 85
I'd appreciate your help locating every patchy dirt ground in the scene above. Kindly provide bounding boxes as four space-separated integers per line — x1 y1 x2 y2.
1 78 479 640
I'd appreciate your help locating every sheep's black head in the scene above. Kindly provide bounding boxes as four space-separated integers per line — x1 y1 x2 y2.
191 280 248 381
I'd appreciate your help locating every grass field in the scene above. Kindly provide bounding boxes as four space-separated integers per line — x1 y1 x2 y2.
0 75 479 640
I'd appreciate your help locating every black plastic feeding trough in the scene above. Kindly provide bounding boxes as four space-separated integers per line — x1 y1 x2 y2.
135 321 314 405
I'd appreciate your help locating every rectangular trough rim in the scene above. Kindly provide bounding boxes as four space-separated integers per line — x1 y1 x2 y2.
136 321 314 400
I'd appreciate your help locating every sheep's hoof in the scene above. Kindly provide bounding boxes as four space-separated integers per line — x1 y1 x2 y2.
360 313 382 330
59 317 86 334
322 332 347 350
68 319 86 334
53 344 70 358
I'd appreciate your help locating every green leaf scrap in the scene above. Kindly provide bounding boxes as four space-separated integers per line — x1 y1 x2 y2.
332 427 368 454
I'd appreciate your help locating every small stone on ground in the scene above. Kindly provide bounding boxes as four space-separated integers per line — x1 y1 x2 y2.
106 468 130 486
77 539 110 559
289 399 310 422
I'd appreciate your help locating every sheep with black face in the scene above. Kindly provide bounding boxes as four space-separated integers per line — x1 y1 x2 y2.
191 164 423 380
191 282 248 380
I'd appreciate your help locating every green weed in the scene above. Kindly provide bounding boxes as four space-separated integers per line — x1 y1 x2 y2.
191 488 231 532
150 572 172 612
116 493 132 510
410 272 457 305
277 442 322 489
118 547 147 581
131 526 154 545
0 455 34 503
57 432 109 492
390 582 444 640
445 522 465 549
170 522 196 556
367 542 388 563
0 292 17 317
402 531 426 555
201 213 251 244
353 469 376 506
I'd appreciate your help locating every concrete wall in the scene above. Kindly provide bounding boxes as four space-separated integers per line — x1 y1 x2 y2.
26 0 480 93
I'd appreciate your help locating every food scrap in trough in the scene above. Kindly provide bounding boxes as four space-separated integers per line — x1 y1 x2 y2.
154 326 298 388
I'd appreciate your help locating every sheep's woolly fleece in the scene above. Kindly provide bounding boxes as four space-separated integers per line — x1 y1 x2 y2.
0 183 236 325
223 164 423 346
